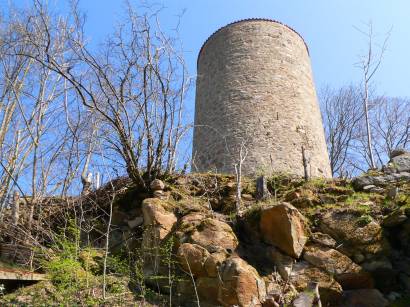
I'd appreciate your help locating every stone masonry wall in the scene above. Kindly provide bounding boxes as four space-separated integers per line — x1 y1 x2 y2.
192 19 332 177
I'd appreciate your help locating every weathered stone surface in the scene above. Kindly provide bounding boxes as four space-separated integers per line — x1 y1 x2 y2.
289 261 343 305
362 259 397 292
177 243 210 277
142 198 177 242
390 151 410 173
175 213 238 253
141 198 177 283
353 252 366 263
390 148 408 158
303 244 373 289
363 184 377 191
190 218 238 252
218 257 266 307
310 232 336 248
387 186 399 199
192 19 331 178
260 203 309 258
204 249 229 277
340 289 388 307
303 244 361 275
353 172 410 190
150 179 165 191
319 208 389 257
196 277 220 305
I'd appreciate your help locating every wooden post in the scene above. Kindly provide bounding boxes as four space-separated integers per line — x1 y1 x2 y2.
302 146 309 181
256 176 271 200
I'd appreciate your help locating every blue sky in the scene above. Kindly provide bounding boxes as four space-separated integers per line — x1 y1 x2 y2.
75 1 408 95
7 0 410 107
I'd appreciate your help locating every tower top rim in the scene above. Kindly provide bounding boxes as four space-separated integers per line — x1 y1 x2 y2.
197 18 309 68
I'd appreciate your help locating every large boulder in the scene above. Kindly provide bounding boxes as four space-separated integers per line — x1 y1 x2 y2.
319 208 389 257
352 150 410 190
141 198 177 284
204 248 229 277
177 243 210 277
260 203 309 258
389 150 410 173
190 218 238 252
352 173 410 191
175 212 239 253
303 244 361 274
218 257 266 307
303 244 373 289
142 198 177 243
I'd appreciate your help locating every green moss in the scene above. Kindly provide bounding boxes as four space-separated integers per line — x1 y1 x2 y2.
345 192 371 205
356 214 373 227
243 200 273 223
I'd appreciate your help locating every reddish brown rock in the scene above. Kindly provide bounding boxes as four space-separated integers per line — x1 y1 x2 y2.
303 244 361 275
218 257 266 307
141 198 177 283
204 249 229 277
191 218 238 252
142 198 176 242
177 243 210 277
303 244 374 289
260 203 309 258
196 277 220 306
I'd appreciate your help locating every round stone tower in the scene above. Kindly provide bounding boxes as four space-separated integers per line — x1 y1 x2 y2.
192 19 332 177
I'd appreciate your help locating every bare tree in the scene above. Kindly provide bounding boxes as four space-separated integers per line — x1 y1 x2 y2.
372 96 410 162
319 85 363 177
355 21 391 169
233 139 248 214
11 0 191 190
